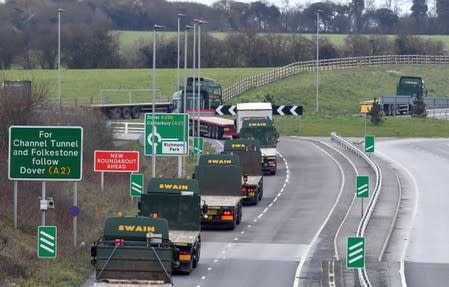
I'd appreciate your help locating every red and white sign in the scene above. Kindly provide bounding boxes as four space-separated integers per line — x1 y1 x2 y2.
94 150 139 172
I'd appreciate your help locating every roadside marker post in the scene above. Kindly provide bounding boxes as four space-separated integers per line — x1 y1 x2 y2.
364 135 375 153
130 173 144 198
347 237 365 269
356 175 369 218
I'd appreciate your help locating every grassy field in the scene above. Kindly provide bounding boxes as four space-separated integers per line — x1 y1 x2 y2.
3 64 449 136
112 30 449 50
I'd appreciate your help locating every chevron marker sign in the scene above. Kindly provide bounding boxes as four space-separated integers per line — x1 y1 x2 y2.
272 105 303 116
347 237 365 269
356 176 369 199
38 226 57 259
130 173 144 197
215 105 236 116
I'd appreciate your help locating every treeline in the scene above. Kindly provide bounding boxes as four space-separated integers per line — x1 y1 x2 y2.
1 0 448 34
0 0 447 69
0 28 446 70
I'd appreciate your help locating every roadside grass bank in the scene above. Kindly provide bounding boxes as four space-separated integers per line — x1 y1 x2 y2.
276 114 449 137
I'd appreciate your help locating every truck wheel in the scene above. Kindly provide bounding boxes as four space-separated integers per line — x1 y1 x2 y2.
208 126 213 138
131 107 141 119
107 107 121 119
237 205 242 225
121 107 131 119
193 242 201 268
218 127 224 139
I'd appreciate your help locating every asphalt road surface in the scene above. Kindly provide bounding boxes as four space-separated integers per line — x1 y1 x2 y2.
174 137 351 287
377 138 449 287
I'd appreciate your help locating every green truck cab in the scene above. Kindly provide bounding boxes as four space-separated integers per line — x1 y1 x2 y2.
239 118 279 175
91 216 177 286
138 177 202 274
194 154 243 229
223 139 264 205
396 76 427 98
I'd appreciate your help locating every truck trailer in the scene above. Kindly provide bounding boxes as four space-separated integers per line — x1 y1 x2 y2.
194 154 243 230
91 216 178 287
138 177 202 274
223 139 264 205
238 118 278 175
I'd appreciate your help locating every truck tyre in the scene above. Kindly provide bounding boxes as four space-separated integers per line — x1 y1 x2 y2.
107 107 122 119
208 125 213 138
121 107 132 119
193 241 201 268
258 182 264 201
237 205 242 225
131 106 141 119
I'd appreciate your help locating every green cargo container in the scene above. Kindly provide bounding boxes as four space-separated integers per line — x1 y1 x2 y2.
91 216 177 284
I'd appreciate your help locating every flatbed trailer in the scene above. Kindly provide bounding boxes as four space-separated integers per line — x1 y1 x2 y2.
139 178 202 274
241 175 263 204
260 147 277 175
169 230 201 272
94 280 171 287
189 115 237 139
195 155 243 230
90 102 173 119
201 195 242 227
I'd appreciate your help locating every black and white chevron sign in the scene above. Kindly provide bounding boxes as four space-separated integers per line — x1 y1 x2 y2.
272 105 303 116
215 105 236 116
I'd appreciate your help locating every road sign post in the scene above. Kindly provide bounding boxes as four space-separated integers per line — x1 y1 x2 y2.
38 226 57 258
130 173 144 197
191 137 204 155
356 175 369 218
144 113 189 156
364 135 375 153
347 237 365 269
8 126 83 181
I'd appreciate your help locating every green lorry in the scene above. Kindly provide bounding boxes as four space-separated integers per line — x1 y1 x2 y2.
138 177 202 274
91 216 178 287
239 118 279 175
223 139 264 205
194 154 243 230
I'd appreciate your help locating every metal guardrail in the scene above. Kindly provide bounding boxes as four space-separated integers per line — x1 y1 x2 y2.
110 122 144 134
330 132 383 287
223 54 449 101
380 96 449 107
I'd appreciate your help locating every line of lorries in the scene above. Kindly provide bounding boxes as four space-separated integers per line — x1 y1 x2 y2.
90 110 279 286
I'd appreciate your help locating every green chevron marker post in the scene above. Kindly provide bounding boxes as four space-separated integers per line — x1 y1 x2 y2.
364 135 375 153
356 176 369 199
38 226 57 259
130 173 144 197
347 237 365 269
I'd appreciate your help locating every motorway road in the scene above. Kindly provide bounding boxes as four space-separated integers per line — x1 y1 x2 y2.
174 137 349 287
81 137 368 287
377 138 449 287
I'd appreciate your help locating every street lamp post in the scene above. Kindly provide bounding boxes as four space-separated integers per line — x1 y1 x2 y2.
182 25 192 177
177 13 185 178
316 10 320 114
192 20 197 161
58 8 63 111
196 20 207 161
152 24 164 178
